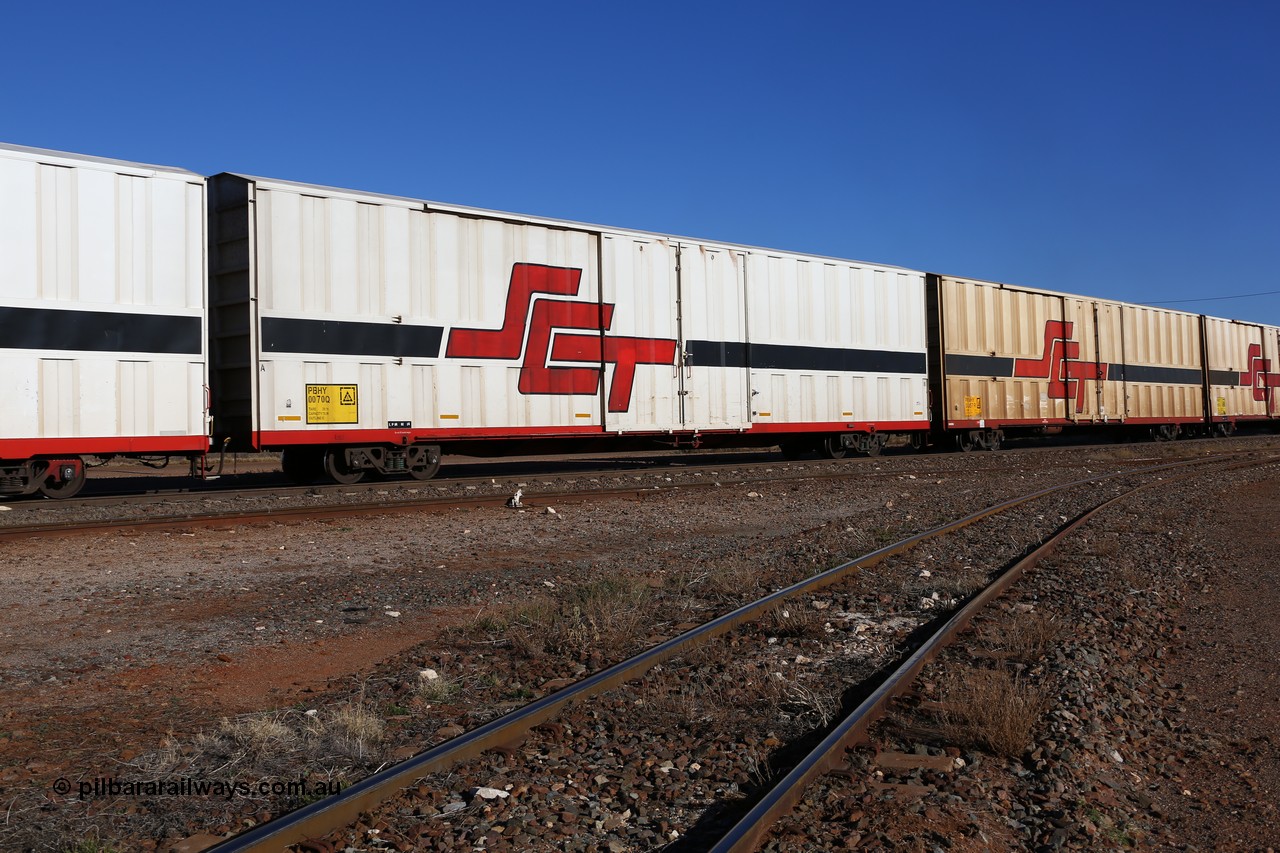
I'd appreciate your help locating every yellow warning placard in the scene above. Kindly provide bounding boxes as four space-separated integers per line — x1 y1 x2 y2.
306 384 358 424
1216 397 1227 416
964 395 982 417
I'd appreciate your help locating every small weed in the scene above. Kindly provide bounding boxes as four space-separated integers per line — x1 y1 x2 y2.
939 667 1048 758
476 574 655 660
761 604 825 639
62 841 121 853
417 670 460 702
981 611 1062 663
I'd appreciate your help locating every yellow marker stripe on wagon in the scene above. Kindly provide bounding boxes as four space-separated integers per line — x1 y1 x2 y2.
439 414 460 420
277 415 302 421
575 413 592 418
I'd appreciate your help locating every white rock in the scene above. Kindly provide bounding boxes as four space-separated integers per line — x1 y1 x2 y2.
385 611 401 618
419 668 439 681
794 655 813 664
305 709 319 717
811 600 830 610
747 491 761 498
545 506 557 514
0 506 10 512
471 786 509 800
919 569 932 578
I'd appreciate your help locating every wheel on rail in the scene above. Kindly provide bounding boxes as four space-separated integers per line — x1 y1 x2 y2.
985 430 1002 451
820 436 847 459
407 445 442 480
281 447 324 484
956 431 976 452
323 448 366 485
37 460 86 499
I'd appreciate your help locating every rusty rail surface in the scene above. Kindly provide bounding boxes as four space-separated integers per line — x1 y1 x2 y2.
203 452 1256 853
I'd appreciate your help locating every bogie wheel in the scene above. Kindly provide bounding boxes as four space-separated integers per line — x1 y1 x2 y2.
862 435 886 457
324 448 366 485
408 446 442 481
281 447 323 485
986 430 1002 451
820 436 847 460
38 462 86 499
956 432 976 452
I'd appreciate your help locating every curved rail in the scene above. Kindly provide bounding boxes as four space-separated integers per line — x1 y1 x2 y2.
706 452 1279 852
203 452 1250 853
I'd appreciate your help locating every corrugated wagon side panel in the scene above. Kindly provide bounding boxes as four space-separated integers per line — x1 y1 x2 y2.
1201 317 1265 420
1117 305 1204 421
250 181 607 439
0 145 208 456
744 255 927 427
938 277 1068 425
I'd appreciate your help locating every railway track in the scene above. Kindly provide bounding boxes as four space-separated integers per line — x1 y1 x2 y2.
3 439 1268 540
199 450 1272 852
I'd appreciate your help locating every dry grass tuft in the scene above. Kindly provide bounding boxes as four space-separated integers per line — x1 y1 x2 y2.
468 574 655 660
666 561 761 601
980 611 1062 662
761 604 826 639
416 670 459 703
939 668 1048 758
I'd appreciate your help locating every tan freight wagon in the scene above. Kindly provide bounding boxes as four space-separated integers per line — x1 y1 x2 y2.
928 275 1208 448
1201 315 1280 428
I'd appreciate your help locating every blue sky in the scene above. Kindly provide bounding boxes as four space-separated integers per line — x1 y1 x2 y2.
4 1 1277 323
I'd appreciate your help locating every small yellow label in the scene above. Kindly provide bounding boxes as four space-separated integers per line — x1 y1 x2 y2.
964 396 982 417
306 384 358 424
439 414 460 420
277 415 302 422
1216 396 1227 415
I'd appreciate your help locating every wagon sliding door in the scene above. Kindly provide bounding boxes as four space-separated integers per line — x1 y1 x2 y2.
599 235 681 432
677 243 749 431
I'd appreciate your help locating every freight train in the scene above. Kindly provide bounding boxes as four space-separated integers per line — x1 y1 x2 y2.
2 142 1276 498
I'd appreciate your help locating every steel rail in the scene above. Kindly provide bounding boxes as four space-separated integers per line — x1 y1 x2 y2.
0 446 1232 540
201 452 1239 853
706 452 1280 853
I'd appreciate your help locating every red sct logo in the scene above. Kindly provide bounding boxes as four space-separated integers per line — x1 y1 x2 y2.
1012 320 1107 413
445 264 677 413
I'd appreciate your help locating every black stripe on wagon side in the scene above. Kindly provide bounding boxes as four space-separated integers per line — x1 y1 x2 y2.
261 317 443 359
944 353 1016 377
684 340 926 375
1208 369 1242 387
1107 363 1204 385
0 306 201 354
